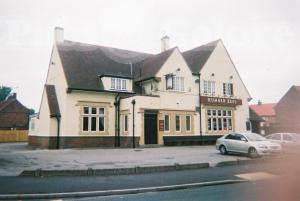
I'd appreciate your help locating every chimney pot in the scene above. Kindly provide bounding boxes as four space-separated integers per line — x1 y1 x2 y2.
54 27 64 43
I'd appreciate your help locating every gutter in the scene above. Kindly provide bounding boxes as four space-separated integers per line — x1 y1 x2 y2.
67 88 135 95
114 94 120 147
55 116 61 149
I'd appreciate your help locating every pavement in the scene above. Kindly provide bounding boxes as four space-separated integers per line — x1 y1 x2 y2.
0 142 252 176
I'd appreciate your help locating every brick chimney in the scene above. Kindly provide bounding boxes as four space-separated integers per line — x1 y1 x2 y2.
161 35 170 52
54 27 64 43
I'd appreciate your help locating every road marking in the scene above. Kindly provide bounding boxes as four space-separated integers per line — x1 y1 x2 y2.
235 172 277 181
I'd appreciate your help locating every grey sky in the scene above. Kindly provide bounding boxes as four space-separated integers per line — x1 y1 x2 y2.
0 0 299 110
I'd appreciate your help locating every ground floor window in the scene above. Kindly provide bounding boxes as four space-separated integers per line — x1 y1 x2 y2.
164 115 170 131
83 106 105 132
207 109 233 131
186 115 191 131
175 115 181 132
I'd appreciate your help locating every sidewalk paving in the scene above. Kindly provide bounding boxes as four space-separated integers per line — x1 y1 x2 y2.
0 143 251 176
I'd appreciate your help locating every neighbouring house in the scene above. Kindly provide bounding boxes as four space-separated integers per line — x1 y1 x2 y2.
0 93 30 130
271 86 300 133
250 102 276 135
29 27 251 149
249 107 265 134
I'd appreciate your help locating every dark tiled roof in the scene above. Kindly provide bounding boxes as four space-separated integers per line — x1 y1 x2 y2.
0 99 13 111
249 108 264 122
45 85 61 117
182 40 219 73
134 47 176 82
57 40 152 91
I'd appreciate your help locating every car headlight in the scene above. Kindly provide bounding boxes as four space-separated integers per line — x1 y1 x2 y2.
258 145 268 149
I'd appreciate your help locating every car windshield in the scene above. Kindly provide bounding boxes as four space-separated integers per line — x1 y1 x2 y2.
244 133 266 141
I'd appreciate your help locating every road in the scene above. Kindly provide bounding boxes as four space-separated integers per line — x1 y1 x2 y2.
1 154 300 200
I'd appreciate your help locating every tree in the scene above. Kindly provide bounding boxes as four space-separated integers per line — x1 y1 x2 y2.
0 86 12 102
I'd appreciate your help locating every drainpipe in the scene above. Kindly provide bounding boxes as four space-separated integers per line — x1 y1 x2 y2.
114 94 120 147
131 99 136 148
197 73 203 144
117 97 121 147
56 116 61 149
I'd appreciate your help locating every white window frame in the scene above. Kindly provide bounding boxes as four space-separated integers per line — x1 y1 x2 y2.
175 115 181 132
204 80 215 96
207 109 233 132
164 114 170 132
111 78 127 91
223 83 233 97
82 106 105 132
186 115 191 132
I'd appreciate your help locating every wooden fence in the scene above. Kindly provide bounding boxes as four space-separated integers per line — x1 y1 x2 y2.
0 130 28 143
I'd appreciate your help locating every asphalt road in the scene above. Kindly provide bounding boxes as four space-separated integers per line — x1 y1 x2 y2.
0 161 285 194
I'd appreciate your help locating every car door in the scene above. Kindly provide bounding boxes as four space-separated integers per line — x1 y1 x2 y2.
232 134 248 153
224 134 236 152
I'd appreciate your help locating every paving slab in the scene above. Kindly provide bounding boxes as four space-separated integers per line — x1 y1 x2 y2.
0 143 251 176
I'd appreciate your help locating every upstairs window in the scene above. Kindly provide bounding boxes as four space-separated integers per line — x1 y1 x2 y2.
111 78 127 91
223 83 233 96
166 75 184 92
204 80 215 96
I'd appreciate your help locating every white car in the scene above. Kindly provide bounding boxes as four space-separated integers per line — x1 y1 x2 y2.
266 133 300 145
216 132 282 158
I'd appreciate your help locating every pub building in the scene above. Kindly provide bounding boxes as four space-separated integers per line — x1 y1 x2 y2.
29 27 251 149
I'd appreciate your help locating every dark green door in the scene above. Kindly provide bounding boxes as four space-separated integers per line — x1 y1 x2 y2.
144 113 158 144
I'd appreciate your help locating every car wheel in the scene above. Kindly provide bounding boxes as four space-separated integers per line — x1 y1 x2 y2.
248 147 258 158
220 145 227 155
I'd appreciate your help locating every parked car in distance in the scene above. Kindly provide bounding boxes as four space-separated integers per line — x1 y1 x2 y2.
216 132 282 158
266 133 300 145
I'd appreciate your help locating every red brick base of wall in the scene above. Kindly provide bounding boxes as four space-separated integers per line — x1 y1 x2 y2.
28 136 140 149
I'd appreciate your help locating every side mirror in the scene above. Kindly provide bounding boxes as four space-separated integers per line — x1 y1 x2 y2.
241 138 247 142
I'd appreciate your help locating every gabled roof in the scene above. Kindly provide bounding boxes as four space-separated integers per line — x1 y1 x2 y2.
45 85 61 118
250 103 276 117
182 40 219 73
134 47 176 82
275 85 300 110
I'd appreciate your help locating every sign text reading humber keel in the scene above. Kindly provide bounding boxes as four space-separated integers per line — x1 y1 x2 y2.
201 96 242 106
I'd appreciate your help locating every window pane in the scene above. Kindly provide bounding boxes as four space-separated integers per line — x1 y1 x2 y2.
223 118 228 130
223 110 226 116
122 79 126 90
99 108 104 115
164 115 169 131
208 118 212 130
91 117 97 131
213 118 217 130
117 78 121 89
228 118 232 130
111 78 115 89
227 111 232 117
83 117 89 131
84 107 89 114
218 118 222 130
91 107 97 114
207 110 211 116
176 115 180 131
283 134 292 141
186 116 191 131
212 110 216 116
99 117 104 131
124 115 128 131
218 110 222 116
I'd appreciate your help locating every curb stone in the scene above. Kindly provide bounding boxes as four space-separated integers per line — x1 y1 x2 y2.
19 162 210 177
0 179 247 200
215 157 281 167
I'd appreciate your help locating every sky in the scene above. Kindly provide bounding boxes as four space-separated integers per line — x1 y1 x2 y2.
0 0 299 110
